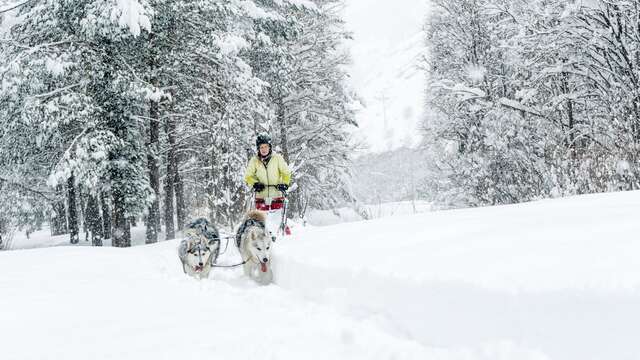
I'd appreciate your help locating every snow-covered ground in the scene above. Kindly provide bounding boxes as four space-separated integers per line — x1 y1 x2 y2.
305 200 433 226
2 191 639 360
5 224 169 251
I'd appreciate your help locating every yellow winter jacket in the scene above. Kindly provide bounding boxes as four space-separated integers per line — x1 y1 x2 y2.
244 153 292 199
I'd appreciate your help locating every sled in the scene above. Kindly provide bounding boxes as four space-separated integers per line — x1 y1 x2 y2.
252 185 291 241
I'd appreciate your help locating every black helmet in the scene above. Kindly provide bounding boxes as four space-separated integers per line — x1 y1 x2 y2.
256 133 272 149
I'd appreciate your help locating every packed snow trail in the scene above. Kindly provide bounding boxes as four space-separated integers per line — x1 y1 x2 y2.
0 243 435 360
2 191 640 360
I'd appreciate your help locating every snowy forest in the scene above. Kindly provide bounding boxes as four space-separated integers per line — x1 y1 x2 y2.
0 0 356 247
3 0 640 248
2 2 639 358
423 0 640 207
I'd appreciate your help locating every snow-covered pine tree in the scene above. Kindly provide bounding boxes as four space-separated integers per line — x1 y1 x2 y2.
1 0 358 240
144 0 269 230
424 0 533 206
423 0 640 207
1 0 154 246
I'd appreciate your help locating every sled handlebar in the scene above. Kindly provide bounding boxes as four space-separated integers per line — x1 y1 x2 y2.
253 184 288 195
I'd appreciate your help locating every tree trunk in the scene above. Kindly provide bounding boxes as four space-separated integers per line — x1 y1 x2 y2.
276 98 296 218
174 168 186 230
101 191 112 240
206 152 216 222
561 73 577 159
101 40 131 248
169 91 186 230
112 185 130 247
277 99 290 163
164 117 176 240
207 144 217 222
77 193 87 241
146 98 161 244
289 177 303 219
110 159 131 247
67 174 79 244
146 29 161 243
51 185 68 236
86 194 103 246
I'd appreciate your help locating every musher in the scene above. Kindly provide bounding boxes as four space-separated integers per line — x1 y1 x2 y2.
244 133 292 235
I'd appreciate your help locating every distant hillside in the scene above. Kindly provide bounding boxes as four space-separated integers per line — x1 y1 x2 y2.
350 146 430 205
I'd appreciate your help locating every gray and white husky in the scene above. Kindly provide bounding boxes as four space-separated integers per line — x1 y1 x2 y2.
178 218 220 279
235 210 274 285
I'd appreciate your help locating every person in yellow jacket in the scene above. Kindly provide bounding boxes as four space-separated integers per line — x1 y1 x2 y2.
244 133 292 214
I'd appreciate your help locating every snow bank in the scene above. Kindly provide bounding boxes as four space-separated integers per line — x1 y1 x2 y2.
305 200 433 226
0 242 441 360
293 191 640 293
274 190 640 360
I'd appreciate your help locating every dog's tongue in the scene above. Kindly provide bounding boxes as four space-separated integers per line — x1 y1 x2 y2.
260 262 268 273
195 265 203 272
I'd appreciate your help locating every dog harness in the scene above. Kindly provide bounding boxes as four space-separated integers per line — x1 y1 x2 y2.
235 218 266 249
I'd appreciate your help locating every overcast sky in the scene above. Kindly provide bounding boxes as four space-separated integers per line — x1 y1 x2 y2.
343 0 429 153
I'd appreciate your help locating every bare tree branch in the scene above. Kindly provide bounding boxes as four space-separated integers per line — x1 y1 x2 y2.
0 0 36 14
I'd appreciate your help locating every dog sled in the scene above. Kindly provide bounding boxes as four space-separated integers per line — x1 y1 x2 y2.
251 184 291 241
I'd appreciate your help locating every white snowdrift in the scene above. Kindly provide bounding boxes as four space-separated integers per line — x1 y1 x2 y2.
304 200 433 226
0 243 435 360
275 191 640 360
1 191 639 360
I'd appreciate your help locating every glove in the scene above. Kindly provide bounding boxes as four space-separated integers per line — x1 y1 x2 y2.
253 182 265 192
276 184 289 192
